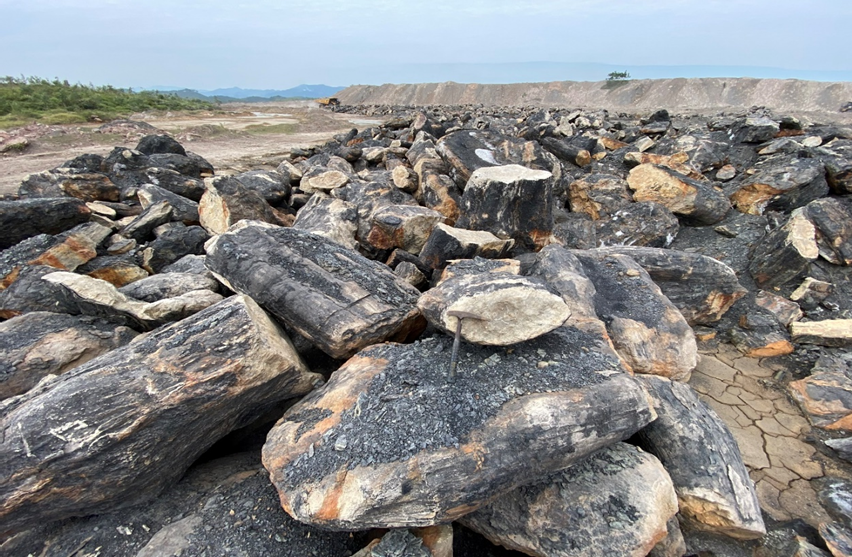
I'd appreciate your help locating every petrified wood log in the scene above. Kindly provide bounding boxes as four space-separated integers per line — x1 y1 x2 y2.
205 221 424 359
460 443 678 557
0 295 323 536
118 272 220 302
417 272 571 345
43 271 222 330
522 244 598 321
0 311 137 400
331 178 420 243
79 254 149 287
541 136 592 167
18 169 120 202
594 246 747 325
455 164 554 251
627 163 731 225
300 168 351 193
749 208 819 289
139 225 209 274
594 202 680 248
0 198 91 250
730 310 795 358
262 328 653 530
234 169 292 207
198 175 280 235
573 251 697 380
789 370 852 430
636 375 766 540
791 319 852 348
0 265 76 319
136 134 187 156
439 256 520 282
418 223 513 271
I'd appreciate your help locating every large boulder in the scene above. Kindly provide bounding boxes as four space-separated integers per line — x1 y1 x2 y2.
205 221 424 359
436 129 551 187
627 164 731 225
0 198 91 250
731 156 828 215
198 175 280 235
456 164 554 251
461 443 679 557
262 328 655 530
0 295 322 536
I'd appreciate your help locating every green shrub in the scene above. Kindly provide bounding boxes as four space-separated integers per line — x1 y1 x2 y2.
0 76 214 128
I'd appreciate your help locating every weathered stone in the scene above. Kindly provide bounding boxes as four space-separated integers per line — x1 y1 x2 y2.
717 164 738 181
522 244 599 323
594 201 681 248
392 165 418 193
205 221 424 359
139 224 209 274
789 371 852 430
42 271 221 330
0 265 78 319
353 529 431 557
732 156 828 215
417 272 570 345
234 169 292 206
80 255 149 287
731 310 796 357
461 443 678 557
366 204 446 255
637 375 766 540
819 479 852 532
120 200 174 242
413 158 461 224
137 183 199 224
568 173 632 220
0 312 136 400
300 169 351 193
118 272 219 302
791 277 835 310
0 198 91 250
813 139 852 194
574 251 697 380
135 134 187 156
0 295 322 536
1 451 363 557
262 329 653 530
436 129 551 188
732 116 781 143
331 178 420 244
627 164 731 225
803 197 852 266
440 257 520 283
624 151 703 180
821 522 852 557
198 175 280 235
755 290 804 326
455 164 553 251
418 223 513 271
791 320 852 347
292 194 359 250
18 169 120 202
647 517 687 557
394 261 428 289
594 246 747 325
749 209 819 288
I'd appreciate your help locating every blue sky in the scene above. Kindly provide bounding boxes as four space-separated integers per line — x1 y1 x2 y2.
1 0 850 89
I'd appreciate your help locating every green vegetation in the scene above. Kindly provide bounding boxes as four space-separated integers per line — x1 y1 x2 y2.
607 71 631 81
0 76 215 128
244 122 299 135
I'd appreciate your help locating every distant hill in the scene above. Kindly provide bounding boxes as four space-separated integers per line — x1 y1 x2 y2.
151 84 345 103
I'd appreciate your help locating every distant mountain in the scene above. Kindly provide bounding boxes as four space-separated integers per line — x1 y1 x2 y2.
150 84 345 103
197 85 344 99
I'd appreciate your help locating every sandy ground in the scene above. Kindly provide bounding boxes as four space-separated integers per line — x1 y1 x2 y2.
0 101 385 196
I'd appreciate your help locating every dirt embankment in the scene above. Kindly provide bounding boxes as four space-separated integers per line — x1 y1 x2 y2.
337 77 852 114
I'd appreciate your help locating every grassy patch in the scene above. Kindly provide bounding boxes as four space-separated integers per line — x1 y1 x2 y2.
0 76 215 129
244 123 299 134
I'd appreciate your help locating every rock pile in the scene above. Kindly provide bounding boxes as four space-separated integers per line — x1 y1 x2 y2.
1 102 852 556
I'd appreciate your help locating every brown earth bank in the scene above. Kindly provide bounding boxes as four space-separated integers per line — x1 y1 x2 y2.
0 101 384 197
337 77 852 116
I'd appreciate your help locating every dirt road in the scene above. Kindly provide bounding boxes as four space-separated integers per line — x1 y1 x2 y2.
0 101 384 196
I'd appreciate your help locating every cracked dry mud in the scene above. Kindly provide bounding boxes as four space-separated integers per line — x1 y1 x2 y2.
690 342 844 528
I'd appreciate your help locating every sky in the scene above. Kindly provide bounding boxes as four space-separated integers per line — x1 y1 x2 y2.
1 0 850 90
